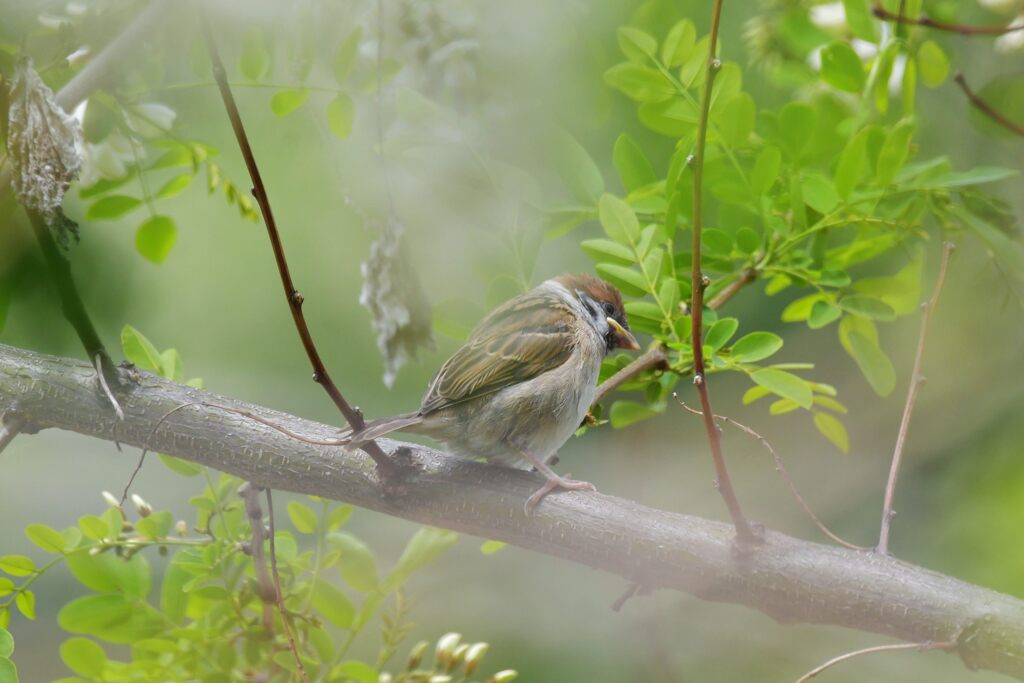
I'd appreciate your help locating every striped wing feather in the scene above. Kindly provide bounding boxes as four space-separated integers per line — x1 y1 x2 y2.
419 290 576 414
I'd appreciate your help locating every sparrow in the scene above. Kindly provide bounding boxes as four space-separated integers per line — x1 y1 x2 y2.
345 273 641 511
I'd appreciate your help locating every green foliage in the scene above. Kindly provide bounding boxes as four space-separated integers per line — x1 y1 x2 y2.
555 9 1019 454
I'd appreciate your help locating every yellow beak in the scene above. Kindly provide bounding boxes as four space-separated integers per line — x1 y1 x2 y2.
607 317 641 351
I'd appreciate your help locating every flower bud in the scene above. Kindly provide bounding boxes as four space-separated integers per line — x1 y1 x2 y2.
447 643 468 672
131 494 152 517
101 491 121 508
486 670 518 683
175 520 187 537
434 633 461 669
406 640 429 671
463 642 489 676
429 676 452 683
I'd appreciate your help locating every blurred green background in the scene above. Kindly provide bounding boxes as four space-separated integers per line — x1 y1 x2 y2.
2 0 1023 680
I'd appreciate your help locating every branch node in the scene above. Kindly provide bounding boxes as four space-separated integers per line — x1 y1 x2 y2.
290 289 304 306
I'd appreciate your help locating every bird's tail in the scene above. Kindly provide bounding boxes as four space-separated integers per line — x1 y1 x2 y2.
341 411 424 446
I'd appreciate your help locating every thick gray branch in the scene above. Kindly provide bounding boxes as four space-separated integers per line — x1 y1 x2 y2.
1 343 1023 680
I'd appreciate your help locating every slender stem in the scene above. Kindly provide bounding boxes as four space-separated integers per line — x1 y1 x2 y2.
877 242 954 555
707 268 757 310
266 488 310 683
688 0 755 542
593 347 669 406
795 640 956 683
954 72 1024 138
674 396 868 551
872 4 1024 36
199 14 396 477
25 210 116 384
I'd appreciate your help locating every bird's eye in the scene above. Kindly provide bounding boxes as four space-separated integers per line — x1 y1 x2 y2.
602 302 616 316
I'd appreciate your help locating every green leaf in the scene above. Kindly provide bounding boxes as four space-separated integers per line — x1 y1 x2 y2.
135 511 173 540
78 515 108 541
834 128 868 199
60 638 107 678
155 174 192 200
327 505 354 530
66 549 150 598
842 0 878 41
553 130 604 204
916 40 949 88
159 454 201 477
85 195 142 220
604 63 675 103
617 26 657 62
702 229 733 257
0 557 34 577
750 368 813 408
327 94 356 139
742 386 771 404
0 579 13 597
839 295 896 321
334 27 362 82
270 88 309 117
0 658 16 683
876 118 915 186
14 591 34 620
842 326 896 396
595 264 647 297
735 227 760 254
121 325 161 371
951 205 1024 274
814 412 850 453
581 239 634 265
612 134 656 192
382 527 458 593
661 20 696 67
149 147 193 171
311 580 355 629
814 396 849 414
58 594 163 643
717 92 755 147
335 661 378 683
801 172 839 214
240 27 270 81
751 145 782 196
808 300 842 329
25 523 66 553
780 102 815 159
480 540 507 555
704 318 738 351
287 501 318 534
135 215 177 264
769 398 800 415
0 629 11 658
328 532 378 592
730 332 783 363
160 557 189 624
820 42 866 93
609 400 660 428
930 167 1018 188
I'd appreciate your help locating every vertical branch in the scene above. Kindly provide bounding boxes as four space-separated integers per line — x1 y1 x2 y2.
199 15 396 477
689 0 755 542
265 489 309 683
877 242 954 555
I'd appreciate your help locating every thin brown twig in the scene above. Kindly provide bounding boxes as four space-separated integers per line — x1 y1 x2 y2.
794 640 956 683
198 14 397 479
872 4 1024 36
877 242 955 555
266 488 310 683
594 347 669 406
688 0 755 543
953 72 1024 138
238 483 278 633
707 268 757 310
673 396 868 551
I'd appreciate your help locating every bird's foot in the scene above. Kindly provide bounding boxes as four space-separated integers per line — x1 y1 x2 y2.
525 472 596 514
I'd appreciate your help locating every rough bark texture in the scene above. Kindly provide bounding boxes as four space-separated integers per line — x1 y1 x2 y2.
1 343 1023 680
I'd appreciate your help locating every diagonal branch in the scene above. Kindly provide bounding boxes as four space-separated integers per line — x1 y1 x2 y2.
5 342 1024 680
872 4 1024 35
795 640 957 683
688 0 755 542
877 242 954 555
954 72 1024 139
199 15 396 477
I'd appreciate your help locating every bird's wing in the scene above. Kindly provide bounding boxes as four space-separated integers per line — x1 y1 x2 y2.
419 288 577 415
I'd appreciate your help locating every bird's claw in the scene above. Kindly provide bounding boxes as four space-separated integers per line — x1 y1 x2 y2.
524 472 596 514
